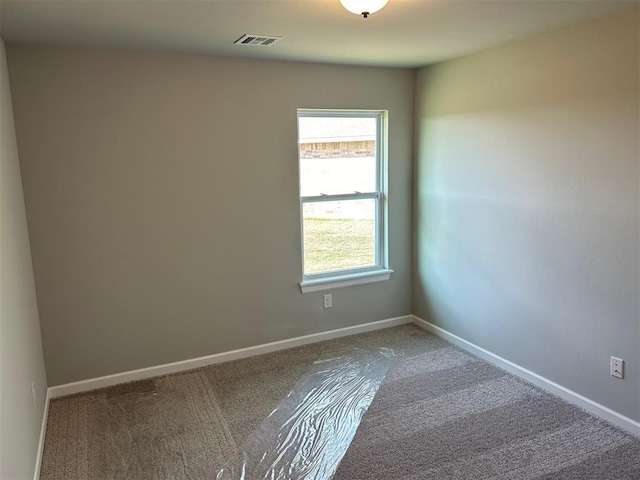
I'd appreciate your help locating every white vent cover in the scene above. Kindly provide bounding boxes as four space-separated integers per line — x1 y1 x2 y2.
234 34 282 47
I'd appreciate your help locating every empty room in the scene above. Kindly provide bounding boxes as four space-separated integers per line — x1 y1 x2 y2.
1 0 639 478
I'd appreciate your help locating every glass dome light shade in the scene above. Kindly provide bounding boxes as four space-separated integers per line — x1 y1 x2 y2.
339 0 389 17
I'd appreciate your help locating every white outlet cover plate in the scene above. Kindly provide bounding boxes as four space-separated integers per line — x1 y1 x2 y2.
323 294 332 309
610 357 624 379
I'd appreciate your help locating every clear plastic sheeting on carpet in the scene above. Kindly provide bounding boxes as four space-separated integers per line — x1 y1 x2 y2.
215 346 394 480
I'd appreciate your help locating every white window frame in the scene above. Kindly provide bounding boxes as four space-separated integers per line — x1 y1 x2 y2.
298 109 393 293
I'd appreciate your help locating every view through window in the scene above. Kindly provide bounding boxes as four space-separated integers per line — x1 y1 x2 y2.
298 110 386 279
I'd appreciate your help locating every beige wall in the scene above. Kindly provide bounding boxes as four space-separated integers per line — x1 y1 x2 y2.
0 41 48 479
414 9 640 421
7 46 414 386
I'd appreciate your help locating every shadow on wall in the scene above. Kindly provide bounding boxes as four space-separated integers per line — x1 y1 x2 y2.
412 105 639 346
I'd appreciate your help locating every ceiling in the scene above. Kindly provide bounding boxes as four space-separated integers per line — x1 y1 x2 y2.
0 0 636 68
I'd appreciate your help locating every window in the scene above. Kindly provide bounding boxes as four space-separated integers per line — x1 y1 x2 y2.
298 109 392 293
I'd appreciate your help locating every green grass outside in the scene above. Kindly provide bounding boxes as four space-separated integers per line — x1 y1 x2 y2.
303 217 375 274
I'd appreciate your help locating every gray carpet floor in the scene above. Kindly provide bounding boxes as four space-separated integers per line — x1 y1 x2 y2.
40 325 640 479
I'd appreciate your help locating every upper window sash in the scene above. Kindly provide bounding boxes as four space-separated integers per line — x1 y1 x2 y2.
298 109 383 194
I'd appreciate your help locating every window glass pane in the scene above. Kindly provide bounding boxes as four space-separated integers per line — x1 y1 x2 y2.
303 199 376 274
299 116 377 196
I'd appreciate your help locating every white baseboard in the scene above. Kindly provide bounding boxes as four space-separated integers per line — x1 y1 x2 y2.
33 389 51 480
412 315 640 438
48 315 413 399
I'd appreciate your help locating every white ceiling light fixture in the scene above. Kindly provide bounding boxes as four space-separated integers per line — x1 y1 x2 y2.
339 0 389 18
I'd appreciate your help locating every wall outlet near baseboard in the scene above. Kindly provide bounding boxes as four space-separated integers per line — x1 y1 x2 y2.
610 357 624 379
323 293 332 309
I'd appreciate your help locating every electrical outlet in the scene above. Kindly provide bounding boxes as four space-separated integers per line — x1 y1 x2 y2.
31 382 37 407
323 294 332 309
610 357 624 379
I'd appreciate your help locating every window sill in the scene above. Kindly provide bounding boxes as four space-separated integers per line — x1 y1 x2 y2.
299 269 394 294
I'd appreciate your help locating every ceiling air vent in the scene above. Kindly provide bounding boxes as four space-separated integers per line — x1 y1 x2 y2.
234 34 283 47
